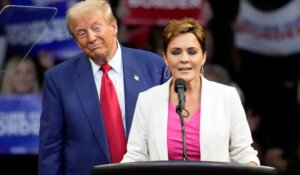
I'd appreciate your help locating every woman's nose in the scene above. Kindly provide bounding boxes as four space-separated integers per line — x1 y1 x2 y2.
180 52 189 63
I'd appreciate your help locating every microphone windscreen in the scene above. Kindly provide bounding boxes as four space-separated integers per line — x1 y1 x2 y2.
174 78 186 93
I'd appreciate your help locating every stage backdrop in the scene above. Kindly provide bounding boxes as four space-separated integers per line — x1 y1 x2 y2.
234 0 300 56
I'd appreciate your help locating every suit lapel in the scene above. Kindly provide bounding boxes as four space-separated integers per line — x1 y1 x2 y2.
74 55 110 161
122 47 143 137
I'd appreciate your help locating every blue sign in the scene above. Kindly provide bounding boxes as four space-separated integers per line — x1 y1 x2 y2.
0 94 42 155
7 0 82 60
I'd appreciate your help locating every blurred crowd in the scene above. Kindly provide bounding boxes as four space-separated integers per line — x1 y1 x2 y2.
0 1 299 175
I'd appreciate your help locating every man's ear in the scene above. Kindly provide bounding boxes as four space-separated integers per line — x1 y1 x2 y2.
111 21 118 36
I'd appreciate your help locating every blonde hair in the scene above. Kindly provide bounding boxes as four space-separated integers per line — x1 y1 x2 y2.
66 0 116 35
162 17 206 52
0 56 39 94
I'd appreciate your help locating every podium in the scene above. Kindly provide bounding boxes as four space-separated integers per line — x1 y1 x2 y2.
91 161 277 175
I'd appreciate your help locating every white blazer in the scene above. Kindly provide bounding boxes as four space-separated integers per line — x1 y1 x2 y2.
122 77 260 165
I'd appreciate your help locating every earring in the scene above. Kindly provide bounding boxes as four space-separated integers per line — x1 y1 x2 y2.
200 66 204 76
164 66 171 79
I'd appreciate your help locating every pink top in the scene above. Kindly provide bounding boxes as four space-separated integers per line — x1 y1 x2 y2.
167 102 201 160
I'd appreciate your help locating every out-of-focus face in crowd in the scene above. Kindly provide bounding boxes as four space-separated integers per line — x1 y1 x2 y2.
10 60 36 93
1 56 39 94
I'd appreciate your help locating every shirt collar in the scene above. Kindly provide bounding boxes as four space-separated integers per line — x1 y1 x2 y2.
90 42 122 76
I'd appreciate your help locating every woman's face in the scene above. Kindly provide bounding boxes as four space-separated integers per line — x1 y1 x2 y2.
163 33 206 83
10 61 36 94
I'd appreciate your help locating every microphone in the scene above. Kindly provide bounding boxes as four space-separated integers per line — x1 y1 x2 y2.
174 78 189 161
174 78 186 110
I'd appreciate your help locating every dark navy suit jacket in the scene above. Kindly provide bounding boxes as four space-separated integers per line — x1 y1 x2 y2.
39 46 167 175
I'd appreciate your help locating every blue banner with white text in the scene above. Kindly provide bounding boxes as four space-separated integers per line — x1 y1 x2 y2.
0 94 42 155
6 0 82 61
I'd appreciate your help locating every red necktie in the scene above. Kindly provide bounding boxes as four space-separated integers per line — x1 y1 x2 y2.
100 64 126 163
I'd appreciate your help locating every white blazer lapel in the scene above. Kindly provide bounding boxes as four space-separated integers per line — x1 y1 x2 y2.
149 79 171 160
199 77 215 160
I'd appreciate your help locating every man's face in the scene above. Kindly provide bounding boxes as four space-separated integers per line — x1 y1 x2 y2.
70 10 118 64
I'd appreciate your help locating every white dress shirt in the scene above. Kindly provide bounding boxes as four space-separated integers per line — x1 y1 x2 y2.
90 42 126 131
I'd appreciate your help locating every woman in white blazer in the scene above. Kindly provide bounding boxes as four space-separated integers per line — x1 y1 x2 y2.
122 17 260 165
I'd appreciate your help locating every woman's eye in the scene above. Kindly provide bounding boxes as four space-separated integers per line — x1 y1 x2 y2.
171 49 181 55
188 50 197 55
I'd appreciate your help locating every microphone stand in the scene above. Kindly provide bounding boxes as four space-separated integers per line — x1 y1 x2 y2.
176 105 189 161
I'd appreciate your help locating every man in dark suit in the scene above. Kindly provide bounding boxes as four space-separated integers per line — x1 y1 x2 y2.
38 1 167 175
